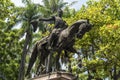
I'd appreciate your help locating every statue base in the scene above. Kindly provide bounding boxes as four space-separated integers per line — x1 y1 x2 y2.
31 71 77 80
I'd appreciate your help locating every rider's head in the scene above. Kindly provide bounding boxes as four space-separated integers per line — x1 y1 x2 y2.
57 9 63 17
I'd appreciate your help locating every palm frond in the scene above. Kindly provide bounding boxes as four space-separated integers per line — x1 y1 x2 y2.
22 0 32 5
67 1 78 7
42 0 50 8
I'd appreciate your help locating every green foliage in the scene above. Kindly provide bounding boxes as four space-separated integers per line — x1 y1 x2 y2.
0 0 15 30
0 30 23 80
2 0 120 79
0 0 24 80
0 0 14 20
64 0 120 79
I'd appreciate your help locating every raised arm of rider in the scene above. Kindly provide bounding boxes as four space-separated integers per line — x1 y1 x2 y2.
38 16 55 21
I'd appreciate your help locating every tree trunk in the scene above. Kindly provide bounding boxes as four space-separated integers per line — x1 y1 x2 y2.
87 70 93 80
18 31 31 80
113 64 117 80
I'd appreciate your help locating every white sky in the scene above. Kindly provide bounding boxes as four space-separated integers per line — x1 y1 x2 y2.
11 0 88 10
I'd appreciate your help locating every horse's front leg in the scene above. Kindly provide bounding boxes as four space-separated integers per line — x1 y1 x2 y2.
65 47 82 68
64 50 72 72
66 47 81 56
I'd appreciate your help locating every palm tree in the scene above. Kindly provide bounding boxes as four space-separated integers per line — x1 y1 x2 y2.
16 0 44 80
39 0 67 16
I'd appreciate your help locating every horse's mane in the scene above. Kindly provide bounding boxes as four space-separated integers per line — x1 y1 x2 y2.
70 20 87 27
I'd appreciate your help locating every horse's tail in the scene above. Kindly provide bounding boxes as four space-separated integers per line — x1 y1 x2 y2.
25 43 38 76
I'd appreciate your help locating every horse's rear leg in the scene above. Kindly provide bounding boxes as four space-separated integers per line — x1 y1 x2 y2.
55 52 61 71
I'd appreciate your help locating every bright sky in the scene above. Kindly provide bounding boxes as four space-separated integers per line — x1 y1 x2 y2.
11 0 88 10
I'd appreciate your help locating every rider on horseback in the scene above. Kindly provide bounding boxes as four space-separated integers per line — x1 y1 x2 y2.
31 9 68 48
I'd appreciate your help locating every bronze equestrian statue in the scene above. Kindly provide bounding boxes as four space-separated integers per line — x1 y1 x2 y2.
26 19 92 76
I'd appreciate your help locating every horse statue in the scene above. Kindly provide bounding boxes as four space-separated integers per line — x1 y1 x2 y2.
26 19 92 76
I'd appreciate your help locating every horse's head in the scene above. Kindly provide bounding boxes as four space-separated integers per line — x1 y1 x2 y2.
76 20 92 39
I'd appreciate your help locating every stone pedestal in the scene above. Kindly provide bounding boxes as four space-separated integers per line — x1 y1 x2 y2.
31 72 77 80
